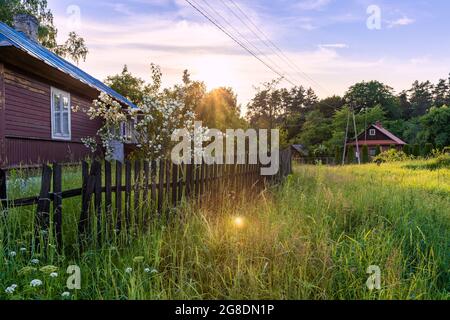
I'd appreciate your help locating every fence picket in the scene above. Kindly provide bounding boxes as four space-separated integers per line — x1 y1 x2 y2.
0 169 7 210
105 161 112 224
125 161 132 229
115 161 123 232
52 163 62 249
172 163 178 207
35 165 52 247
158 160 164 215
94 161 102 243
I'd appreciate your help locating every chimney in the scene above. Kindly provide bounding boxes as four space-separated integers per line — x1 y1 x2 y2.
375 121 383 128
13 14 39 42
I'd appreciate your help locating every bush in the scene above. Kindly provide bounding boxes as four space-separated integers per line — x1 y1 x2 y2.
403 144 411 155
373 149 410 163
362 145 369 163
412 144 421 157
347 145 355 164
334 146 342 164
375 145 382 156
443 146 450 155
424 143 434 157
405 154 450 170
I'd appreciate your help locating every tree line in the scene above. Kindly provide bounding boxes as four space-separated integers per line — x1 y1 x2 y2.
246 77 450 156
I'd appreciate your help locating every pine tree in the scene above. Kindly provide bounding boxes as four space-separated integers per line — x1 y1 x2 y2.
347 146 355 164
335 146 342 165
413 144 421 157
362 145 369 163
424 143 434 157
403 144 411 155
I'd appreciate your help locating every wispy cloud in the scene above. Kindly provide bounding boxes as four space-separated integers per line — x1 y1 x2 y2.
388 16 415 28
295 0 332 11
319 43 348 49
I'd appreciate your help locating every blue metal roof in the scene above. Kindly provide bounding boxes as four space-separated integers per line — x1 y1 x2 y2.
0 22 138 109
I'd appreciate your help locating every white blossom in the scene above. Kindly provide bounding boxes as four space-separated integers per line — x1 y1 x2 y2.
31 259 39 264
5 284 17 294
125 267 133 274
9 251 16 257
30 279 43 287
50 272 58 278
61 292 71 297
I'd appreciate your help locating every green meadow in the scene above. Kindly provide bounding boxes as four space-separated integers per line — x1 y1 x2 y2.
1 160 449 300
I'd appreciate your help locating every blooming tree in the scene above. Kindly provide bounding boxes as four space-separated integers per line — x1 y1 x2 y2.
77 64 205 161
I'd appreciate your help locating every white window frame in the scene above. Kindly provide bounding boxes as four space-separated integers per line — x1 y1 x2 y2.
121 116 138 144
369 129 376 136
51 87 72 141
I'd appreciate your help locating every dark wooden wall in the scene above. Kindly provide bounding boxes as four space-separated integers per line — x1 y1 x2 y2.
357 125 390 141
0 63 5 165
1 65 102 166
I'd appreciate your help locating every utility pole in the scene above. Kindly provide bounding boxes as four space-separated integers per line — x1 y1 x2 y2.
342 109 351 165
352 107 361 165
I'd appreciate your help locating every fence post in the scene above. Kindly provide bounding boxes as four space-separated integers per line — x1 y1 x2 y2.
172 163 178 207
105 161 112 229
125 161 132 230
158 160 164 216
52 163 62 250
150 160 157 218
78 161 100 243
0 168 6 211
115 161 123 232
134 160 141 227
186 161 192 199
143 161 149 224
35 164 52 249
94 161 102 243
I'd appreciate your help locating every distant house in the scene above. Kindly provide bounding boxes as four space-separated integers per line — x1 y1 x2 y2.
0 15 137 168
347 121 406 157
291 144 309 158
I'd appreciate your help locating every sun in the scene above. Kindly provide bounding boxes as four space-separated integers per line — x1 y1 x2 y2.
193 55 234 89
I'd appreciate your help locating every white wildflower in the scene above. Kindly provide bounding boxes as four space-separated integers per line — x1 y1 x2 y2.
30 279 43 287
31 259 39 264
61 292 71 298
5 284 17 294
9 251 17 257
20 247 27 253
50 272 58 278
125 267 133 274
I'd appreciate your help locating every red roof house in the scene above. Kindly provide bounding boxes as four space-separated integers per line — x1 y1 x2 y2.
347 121 407 156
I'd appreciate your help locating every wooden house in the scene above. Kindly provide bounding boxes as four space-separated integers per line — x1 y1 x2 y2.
0 15 137 168
347 121 406 157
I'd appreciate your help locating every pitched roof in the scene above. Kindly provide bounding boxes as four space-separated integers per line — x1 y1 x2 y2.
372 123 406 145
291 144 309 156
0 22 137 109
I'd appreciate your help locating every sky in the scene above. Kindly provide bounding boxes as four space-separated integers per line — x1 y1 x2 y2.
47 0 450 109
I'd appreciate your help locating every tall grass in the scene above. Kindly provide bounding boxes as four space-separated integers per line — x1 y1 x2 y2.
0 162 448 300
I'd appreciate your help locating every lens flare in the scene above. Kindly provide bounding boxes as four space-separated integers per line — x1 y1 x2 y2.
233 217 245 229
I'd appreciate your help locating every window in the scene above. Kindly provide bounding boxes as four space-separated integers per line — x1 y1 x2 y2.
369 129 376 136
369 148 377 156
51 88 71 140
121 117 138 144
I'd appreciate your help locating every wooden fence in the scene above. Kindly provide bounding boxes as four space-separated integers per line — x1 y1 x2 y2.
0 149 292 250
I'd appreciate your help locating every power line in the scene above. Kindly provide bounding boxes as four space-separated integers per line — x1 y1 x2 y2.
197 0 297 86
225 0 332 96
184 0 297 87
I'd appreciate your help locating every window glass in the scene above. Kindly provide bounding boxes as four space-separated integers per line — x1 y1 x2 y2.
52 88 71 140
